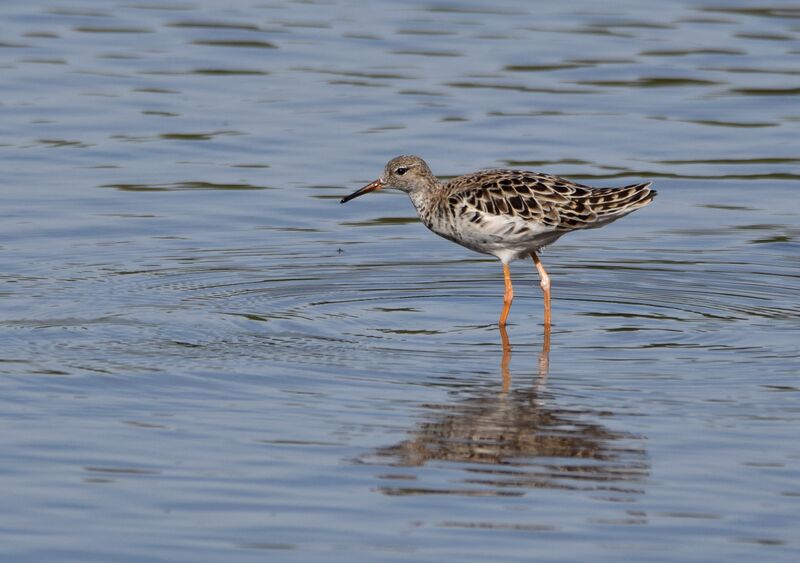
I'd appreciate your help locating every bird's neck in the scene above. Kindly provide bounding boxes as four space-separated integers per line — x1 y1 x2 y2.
407 181 444 226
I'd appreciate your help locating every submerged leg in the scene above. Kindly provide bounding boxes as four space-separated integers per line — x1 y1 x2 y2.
499 262 514 327
499 323 511 392
531 252 551 327
538 320 551 383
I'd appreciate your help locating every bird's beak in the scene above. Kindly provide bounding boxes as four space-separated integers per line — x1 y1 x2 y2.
340 178 385 204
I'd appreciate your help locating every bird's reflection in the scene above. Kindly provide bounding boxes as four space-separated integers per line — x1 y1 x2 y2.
369 325 649 497
499 324 549 392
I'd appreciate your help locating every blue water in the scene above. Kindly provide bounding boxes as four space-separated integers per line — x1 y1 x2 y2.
1 1 799 561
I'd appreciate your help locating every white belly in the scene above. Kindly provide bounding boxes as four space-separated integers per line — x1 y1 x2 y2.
428 213 565 264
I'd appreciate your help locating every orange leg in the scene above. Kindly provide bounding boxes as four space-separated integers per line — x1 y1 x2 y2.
499 262 514 327
531 252 551 327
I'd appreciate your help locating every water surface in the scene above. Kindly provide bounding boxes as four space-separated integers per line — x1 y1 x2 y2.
1 0 799 561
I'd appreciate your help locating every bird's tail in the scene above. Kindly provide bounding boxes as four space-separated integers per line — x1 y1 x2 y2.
585 182 657 219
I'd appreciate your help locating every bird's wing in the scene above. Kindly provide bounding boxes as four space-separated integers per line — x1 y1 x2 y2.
446 170 655 231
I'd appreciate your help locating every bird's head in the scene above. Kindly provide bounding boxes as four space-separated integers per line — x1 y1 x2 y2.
341 155 435 203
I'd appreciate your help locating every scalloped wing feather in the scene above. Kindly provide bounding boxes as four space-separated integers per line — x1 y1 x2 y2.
446 171 655 232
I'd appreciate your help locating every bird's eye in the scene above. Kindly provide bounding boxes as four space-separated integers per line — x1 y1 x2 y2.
395 167 408 176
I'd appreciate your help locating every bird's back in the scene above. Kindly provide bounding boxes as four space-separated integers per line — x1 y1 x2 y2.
416 168 656 261
442 169 655 228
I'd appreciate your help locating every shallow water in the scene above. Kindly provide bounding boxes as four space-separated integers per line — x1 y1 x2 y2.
1 0 799 561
